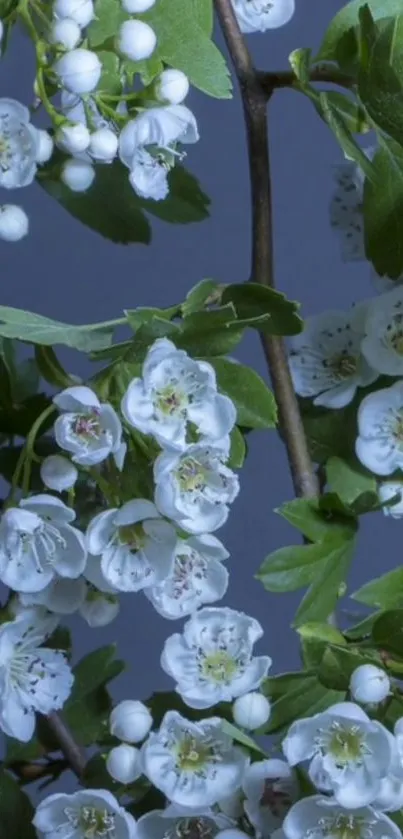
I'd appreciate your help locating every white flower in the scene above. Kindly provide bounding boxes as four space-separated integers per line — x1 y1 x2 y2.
53 0 94 27
232 691 271 730
118 19 157 61
33 789 137 839
282 701 392 808
350 665 390 705
216 832 249 839
121 0 156 10
110 699 153 743
53 385 124 467
121 339 236 451
0 494 87 593
89 127 118 162
79 587 120 627
20 575 87 614
378 481 403 517
154 443 239 534
231 0 295 32
362 287 403 376
54 48 102 94
329 164 365 262
0 608 73 742
0 98 43 188
136 808 234 839
35 129 54 163
119 105 199 169
86 499 176 592
40 454 78 492
61 158 96 191
156 70 190 105
145 533 229 620
355 381 403 476
289 306 377 409
0 204 29 241
161 607 271 709
128 148 170 200
107 744 142 784
56 122 91 153
370 268 403 295
242 759 298 837
141 710 249 807
283 796 401 839
50 18 81 49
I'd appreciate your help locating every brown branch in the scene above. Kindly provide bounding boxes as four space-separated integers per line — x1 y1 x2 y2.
45 713 86 779
214 0 319 499
258 66 354 95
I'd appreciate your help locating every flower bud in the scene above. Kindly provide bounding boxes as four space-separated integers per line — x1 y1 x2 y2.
110 699 153 743
80 590 119 627
53 0 94 27
54 48 101 94
61 158 95 192
0 205 29 242
155 69 189 105
35 129 54 163
40 455 78 492
106 744 142 784
56 122 91 153
121 0 155 10
350 664 390 704
232 691 271 730
50 18 81 49
118 20 156 61
89 127 118 162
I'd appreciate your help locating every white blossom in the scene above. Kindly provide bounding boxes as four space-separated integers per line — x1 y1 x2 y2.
154 443 239 534
141 710 249 807
50 18 81 49
232 691 271 730
370 268 403 295
378 481 403 517
35 129 54 163
136 808 234 839
371 719 403 811
128 148 170 200
161 607 271 709
40 454 78 492
106 744 142 784
20 575 87 614
89 127 118 162
0 98 44 188
231 0 295 32
216 832 249 839
242 759 298 837
355 381 403 476
110 699 153 743
282 701 392 808
362 287 403 376
329 163 366 262
79 586 120 627
118 19 157 61
33 788 137 839
86 499 176 592
0 204 29 241
283 796 402 839
56 122 91 154
350 665 390 705
145 533 229 620
289 306 377 409
122 0 155 8
53 385 124 467
61 158 95 191
156 69 190 105
54 48 102 94
121 339 236 451
0 494 87 593
0 608 73 742
119 105 199 169
53 0 94 27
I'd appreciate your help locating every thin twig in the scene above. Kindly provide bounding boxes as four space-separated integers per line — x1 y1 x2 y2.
258 66 354 95
214 0 319 499
45 713 86 779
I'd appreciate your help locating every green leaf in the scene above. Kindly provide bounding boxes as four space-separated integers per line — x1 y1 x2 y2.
208 357 277 429
228 426 246 468
219 720 266 756
289 47 311 85
191 0 213 34
69 644 125 701
261 671 343 734
257 541 333 593
88 0 123 45
0 770 36 839
125 306 179 330
63 686 113 746
363 138 403 278
0 306 116 351
140 166 211 225
344 611 381 640
174 306 244 356
35 345 78 388
372 609 403 656
326 455 377 505
293 535 355 627
297 622 347 646
352 568 403 610
277 497 355 542
0 393 53 438
308 89 370 134
181 279 222 316
318 643 382 690
221 283 303 336
301 399 359 464
357 14 403 149
84 753 123 792
315 91 376 179
317 0 403 62
98 50 122 94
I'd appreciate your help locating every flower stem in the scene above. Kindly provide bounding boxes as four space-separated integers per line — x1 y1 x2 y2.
45 713 86 779
257 66 354 95
213 0 319 499
22 403 56 496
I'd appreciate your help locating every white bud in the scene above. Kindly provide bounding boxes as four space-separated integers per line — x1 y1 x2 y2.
56 122 91 153
50 18 81 49
121 0 155 10
350 664 391 704
61 158 95 191
216 831 250 839
232 691 271 730
35 129 54 163
89 127 118 162
110 700 153 743
0 205 29 242
106 744 142 784
155 69 189 105
217 791 244 819
80 591 119 627
54 48 102 94
53 0 94 27
40 455 78 491
118 20 156 61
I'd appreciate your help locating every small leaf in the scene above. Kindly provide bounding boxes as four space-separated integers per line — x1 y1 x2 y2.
98 50 123 94
0 770 36 839
221 283 303 336
293 536 355 627
219 719 266 756
326 455 377 505
352 568 403 610
208 357 277 429
308 90 370 134
182 279 222 316
68 644 125 701
316 91 376 179
363 138 403 279
372 609 403 656
228 426 246 468
289 47 311 85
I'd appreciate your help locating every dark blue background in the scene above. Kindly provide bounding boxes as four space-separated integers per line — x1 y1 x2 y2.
0 0 392 786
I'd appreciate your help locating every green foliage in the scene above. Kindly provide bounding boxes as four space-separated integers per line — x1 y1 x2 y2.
317 0 402 66
357 12 403 150
372 609 403 656
352 568 403 610
181 279 222 316
208 358 277 429
317 643 382 690
325 456 377 505
228 426 246 468
308 90 370 135
260 671 343 734
313 92 375 179
363 139 403 278
221 283 303 336
61 646 125 746
0 770 36 839
0 306 116 351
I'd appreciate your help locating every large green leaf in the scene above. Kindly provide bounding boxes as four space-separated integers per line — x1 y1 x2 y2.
277 497 356 542
363 138 403 278
372 609 403 656
221 283 303 336
293 535 355 627
0 306 116 351
357 14 403 150
0 770 36 839
317 0 403 62
257 541 333 593
326 455 377 505
352 568 403 610
208 357 277 429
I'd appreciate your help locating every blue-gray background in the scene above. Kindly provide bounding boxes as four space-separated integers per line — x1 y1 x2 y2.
0 0 392 788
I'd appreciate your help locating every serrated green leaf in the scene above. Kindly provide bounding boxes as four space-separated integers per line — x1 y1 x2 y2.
208 357 277 429
182 279 222 316
0 393 53 438
352 568 403 610
357 15 403 149
308 90 370 134
317 0 402 63
221 283 303 336
293 536 355 627
139 166 211 224
256 541 331 593
191 0 213 34
88 0 123 45
372 609 403 656
301 398 359 464
98 50 123 94
316 91 376 179
297 622 347 646
0 306 116 351
326 455 377 505
0 770 36 839
363 138 403 278
277 497 355 542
